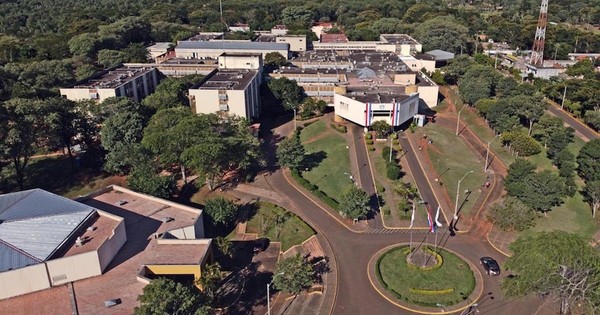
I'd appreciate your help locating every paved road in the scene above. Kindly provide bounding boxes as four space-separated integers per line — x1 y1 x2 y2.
546 100 599 142
257 118 543 315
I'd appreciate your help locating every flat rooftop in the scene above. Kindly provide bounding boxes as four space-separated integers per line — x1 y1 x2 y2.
196 69 257 90
161 58 218 65
0 187 208 314
177 41 289 51
188 32 224 41
345 87 413 103
59 213 121 258
381 34 420 45
73 67 155 89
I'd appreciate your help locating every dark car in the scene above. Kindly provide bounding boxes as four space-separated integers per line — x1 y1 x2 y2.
253 238 270 253
480 257 500 275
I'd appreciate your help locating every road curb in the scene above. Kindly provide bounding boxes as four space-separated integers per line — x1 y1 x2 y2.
486 227 512 257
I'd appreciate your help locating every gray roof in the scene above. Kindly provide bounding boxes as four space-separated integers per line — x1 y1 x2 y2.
425 49 455 61
0 189 95 272
177 41 289 51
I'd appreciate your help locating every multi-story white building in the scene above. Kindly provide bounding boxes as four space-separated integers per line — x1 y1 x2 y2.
333 86 420 128
175 41 290 59
59 66 160 103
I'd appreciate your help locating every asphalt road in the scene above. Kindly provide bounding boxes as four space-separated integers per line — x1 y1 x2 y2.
268 170 540 315
546 100 599 142
260 117 543 315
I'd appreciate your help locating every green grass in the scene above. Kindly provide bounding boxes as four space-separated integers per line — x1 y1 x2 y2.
300 121 352 201
522 193 598 239
377 246 475 306
417 125 487 217
245 202 315 251
299 120 327 141
1 156 125 198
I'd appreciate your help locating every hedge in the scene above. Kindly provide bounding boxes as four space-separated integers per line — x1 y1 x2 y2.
330 123 347 133
409 288 455 295
290 169 339 210
386 163 402 180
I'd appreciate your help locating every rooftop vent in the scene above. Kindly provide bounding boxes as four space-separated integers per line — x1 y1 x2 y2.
87 226 97 231
104 299 122 308
162 217 174 223
116 200 128 206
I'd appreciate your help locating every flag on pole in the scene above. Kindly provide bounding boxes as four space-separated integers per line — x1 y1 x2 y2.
409 203 415 228
435 206 443 227
427 210 436 233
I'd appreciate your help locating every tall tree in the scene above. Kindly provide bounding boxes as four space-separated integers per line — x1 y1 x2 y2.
267 77 304 111
487 197 536 232
338 185 371 220
276 131 305 170
520 170 566 214
1 99 46 189
203 197 238 226
142 107 196 183
584 181 600 219
272 254 314 295
197 263 223 302
135 278 210 315
503 232 600 315
505 159 536 198
264 52 287 68
514 95 546 135
44 97 85 167
577 139 600 183
127 164 175 199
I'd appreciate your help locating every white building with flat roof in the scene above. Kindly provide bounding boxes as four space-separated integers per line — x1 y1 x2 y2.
59 66 160 103
176 41 290 59
333 87 420 128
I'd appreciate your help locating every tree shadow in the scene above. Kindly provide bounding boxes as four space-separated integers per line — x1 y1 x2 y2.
223 262 274 315
309 255 331 285
301 151 327 171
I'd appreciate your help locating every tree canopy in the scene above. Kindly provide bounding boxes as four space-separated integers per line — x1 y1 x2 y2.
503 231 600 315
338 184 371 220
135 278 210 315
203 197 238 226
272 254 314 295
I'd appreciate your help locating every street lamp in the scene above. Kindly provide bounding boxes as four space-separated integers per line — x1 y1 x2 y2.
267 272 285 315
344 172 354 183
292 107 297 130
484 134 499 171
454 171 474 220
456 106 466 136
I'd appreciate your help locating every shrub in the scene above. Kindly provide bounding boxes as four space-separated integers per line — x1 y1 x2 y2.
377 185 386 194
303 121 315 127
386 163 403 180
364 133 373 140
290 169 339 209
365 139 374 145
382 147 395 160
368 146 376 151
409 288 455 295
329 123 347 133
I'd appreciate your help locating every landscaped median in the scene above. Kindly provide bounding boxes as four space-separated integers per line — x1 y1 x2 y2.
369 243 482 314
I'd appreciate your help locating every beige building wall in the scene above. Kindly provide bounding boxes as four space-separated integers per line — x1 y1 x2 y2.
417 85 439 108
176 48 289 60
46 251 102 286
96 214 127 271
375 44 397 53
218 55 263 71
334 93 420 127
0 264 50 299
402 58 436 73
59 88 117 102
276 36 307 52
333 94 369 126
394 73 417 85
190 89 220 114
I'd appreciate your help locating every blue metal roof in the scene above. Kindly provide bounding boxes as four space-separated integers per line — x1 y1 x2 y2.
0 189 96 272
177 41 289 51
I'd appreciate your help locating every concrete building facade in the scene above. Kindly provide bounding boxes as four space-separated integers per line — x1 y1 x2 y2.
60 66 160 103
175 41 290 59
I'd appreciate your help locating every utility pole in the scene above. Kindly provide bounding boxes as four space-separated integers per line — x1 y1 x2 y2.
454 171 473 220
456 106 465 136
485 134 499 172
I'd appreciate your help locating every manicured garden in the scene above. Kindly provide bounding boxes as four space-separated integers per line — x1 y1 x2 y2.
299 120 353 202
245 202 315 251
376 245 476 307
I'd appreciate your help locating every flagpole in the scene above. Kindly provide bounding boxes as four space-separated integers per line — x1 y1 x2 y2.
409 202 415 252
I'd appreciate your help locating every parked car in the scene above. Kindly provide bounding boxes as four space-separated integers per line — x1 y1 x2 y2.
480 257 500 275
253 238 270 253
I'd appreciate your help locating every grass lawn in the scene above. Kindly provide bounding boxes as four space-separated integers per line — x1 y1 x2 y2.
245 202 315 251
1 156 126 198
416 125 487 218
300 121 352 201
444 88 599 239
377 246 475 307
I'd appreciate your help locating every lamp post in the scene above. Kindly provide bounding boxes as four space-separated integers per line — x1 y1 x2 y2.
344 172 354 183
560 85 567 110
484 134 499 171
292 107 297 130
454 171 473 220
456 106 466 136
267 272 285 315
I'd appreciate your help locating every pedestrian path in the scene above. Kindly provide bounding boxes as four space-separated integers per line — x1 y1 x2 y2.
364 228 430 234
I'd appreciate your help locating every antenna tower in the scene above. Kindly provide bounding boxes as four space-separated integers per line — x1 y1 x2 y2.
530 0 549 67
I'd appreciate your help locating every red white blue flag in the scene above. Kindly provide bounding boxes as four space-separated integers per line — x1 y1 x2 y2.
427 210 436 233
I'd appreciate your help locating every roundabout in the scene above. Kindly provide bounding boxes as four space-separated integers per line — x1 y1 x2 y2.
368 243 484 314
